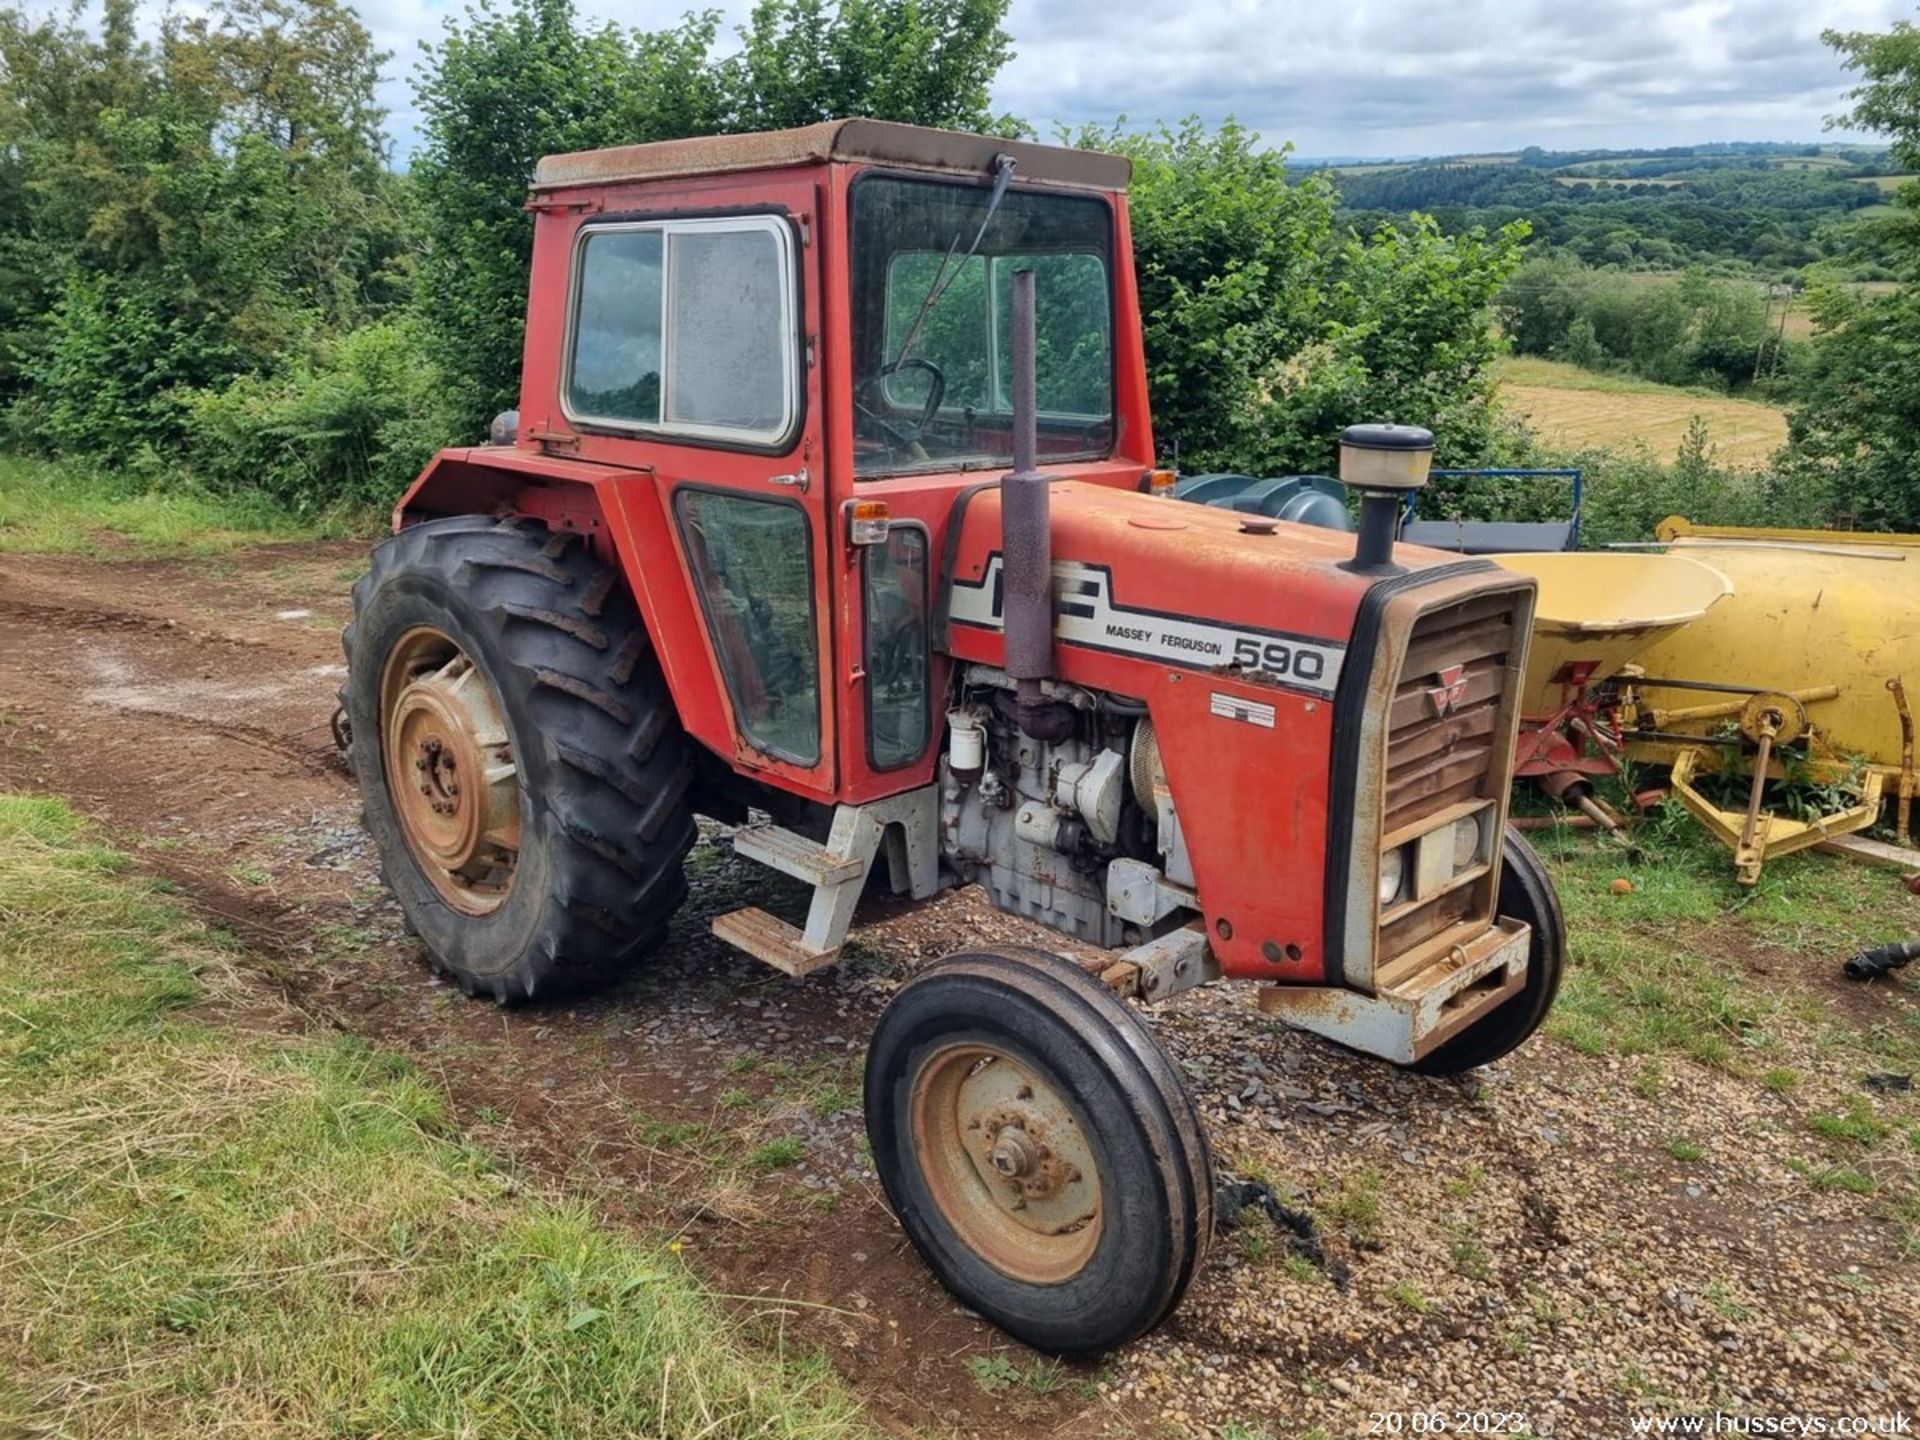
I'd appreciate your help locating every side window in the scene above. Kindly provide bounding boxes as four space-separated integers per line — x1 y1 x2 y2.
665 227 787 432
567 217 796 446
675 490 819 765
863 527 931 769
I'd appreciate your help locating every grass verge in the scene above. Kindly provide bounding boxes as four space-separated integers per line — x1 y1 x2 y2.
0 452 367 557
0 792 864 1439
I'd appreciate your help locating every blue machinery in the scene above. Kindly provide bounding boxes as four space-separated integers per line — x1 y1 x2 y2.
1404 469 1584 554
1175 468 1585 554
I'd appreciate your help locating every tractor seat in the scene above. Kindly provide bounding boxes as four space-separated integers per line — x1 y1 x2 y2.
1401 519 1576 555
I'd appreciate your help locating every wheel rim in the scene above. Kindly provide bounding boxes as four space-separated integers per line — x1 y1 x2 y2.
909 1043 1103 1285
379 626 522 916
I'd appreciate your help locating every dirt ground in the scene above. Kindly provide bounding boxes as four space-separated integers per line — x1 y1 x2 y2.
2 541 1917 1439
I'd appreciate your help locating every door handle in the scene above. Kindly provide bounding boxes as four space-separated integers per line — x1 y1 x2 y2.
767 468 810 493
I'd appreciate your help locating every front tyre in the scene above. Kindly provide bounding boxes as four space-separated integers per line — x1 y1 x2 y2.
343 516 696 1001
1411 828 1567 1075
865 949 1214 1355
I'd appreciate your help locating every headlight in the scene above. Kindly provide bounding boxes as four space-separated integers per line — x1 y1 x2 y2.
1378 845 1408 906
1452 811 1487 873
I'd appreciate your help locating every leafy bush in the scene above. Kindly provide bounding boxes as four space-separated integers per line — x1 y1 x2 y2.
1074 118 1526 476
0 0 407 464
1574 420 1823 547
181 320 458 512
1498 257 1784 390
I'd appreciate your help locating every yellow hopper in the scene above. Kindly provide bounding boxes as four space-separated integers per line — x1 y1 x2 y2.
1491 552 1734 717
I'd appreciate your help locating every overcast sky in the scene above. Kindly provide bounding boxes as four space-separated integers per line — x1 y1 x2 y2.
352 0 1916 160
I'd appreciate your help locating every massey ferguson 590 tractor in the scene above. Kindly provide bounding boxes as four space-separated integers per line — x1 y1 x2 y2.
342 119 1566 1353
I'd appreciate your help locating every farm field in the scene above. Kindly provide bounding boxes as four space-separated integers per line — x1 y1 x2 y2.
1 487 1917 1436
1496 355 1790 466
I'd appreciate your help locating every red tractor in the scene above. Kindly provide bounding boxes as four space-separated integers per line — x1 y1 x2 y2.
342 120 1565 1353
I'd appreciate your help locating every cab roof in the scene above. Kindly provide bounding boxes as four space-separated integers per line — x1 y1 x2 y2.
530 118 1131 194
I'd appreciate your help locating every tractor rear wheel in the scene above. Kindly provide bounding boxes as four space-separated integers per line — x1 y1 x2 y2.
865 948 1214 1355
343 515 695 1001
1411 828 1567 1075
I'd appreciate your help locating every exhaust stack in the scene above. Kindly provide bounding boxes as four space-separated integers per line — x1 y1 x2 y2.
1001 267 1054 730
1337 423 1434 576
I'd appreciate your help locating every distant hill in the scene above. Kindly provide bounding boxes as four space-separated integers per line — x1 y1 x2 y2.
1310 142 1910 277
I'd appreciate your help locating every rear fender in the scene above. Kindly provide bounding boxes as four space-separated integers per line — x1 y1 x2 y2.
394 448 736 775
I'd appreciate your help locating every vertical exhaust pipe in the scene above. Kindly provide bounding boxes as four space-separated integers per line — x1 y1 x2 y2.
1001 267 1054 730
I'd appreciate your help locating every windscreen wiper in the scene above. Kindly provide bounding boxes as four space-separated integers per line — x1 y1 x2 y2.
883 152 1017 374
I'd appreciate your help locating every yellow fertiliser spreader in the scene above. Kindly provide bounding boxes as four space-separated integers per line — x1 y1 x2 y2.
1493 520 1919 882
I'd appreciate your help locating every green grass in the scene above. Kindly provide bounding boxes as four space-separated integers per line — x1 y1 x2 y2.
0 452 364 557
1323 1164 1386 1244
0 793 865 1439
1385 1280 1434 1315
749 1137 808 1170
1535 818 1917 1072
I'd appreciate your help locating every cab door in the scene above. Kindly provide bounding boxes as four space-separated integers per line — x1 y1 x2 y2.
559 188 833 797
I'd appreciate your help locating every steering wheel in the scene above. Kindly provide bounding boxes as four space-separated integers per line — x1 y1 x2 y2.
855 356 946 454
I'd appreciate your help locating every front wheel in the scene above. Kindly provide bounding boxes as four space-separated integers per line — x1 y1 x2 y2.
865 949 1214 1355
1411 828 1567 1075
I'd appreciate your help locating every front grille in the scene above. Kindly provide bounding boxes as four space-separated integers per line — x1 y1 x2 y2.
1382 592 1515 836
1372 590 1522 974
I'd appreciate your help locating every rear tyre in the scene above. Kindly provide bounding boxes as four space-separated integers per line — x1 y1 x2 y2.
1410 828 1567 1075
865 948 1214 1355
343 515 695 1001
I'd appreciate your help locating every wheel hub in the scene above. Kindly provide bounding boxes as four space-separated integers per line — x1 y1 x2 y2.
988 1125 1039 1180
910 1046 1102 1284
380 629 521 915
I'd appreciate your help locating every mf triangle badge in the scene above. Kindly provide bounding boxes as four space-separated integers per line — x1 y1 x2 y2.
947 555 1345 700
1427 664 1470 717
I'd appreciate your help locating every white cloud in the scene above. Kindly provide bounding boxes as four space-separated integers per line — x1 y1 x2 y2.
338 0 1915 159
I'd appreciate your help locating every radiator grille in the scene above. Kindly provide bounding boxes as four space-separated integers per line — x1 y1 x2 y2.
1382 592 1516 838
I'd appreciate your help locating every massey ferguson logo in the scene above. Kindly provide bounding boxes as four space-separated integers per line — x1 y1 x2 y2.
1426 664 1470 717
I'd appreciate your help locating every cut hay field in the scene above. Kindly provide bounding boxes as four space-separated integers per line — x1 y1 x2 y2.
1495 356 1789 467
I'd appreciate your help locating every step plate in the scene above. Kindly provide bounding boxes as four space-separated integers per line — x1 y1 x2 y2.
711 906 839 979
732 825 865 886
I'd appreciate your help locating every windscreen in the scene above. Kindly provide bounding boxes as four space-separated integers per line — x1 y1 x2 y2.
849 175 1115 477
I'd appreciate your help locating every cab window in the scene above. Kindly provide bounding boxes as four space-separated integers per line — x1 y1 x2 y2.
566 216 798 448
674 489 820 766
851 175 1114 477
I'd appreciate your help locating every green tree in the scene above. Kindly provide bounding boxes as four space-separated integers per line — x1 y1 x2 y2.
728 0 1013 133
1776 22 1920 528
1498 251 1595 357
1 0 402 458
1075 118 1524 475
